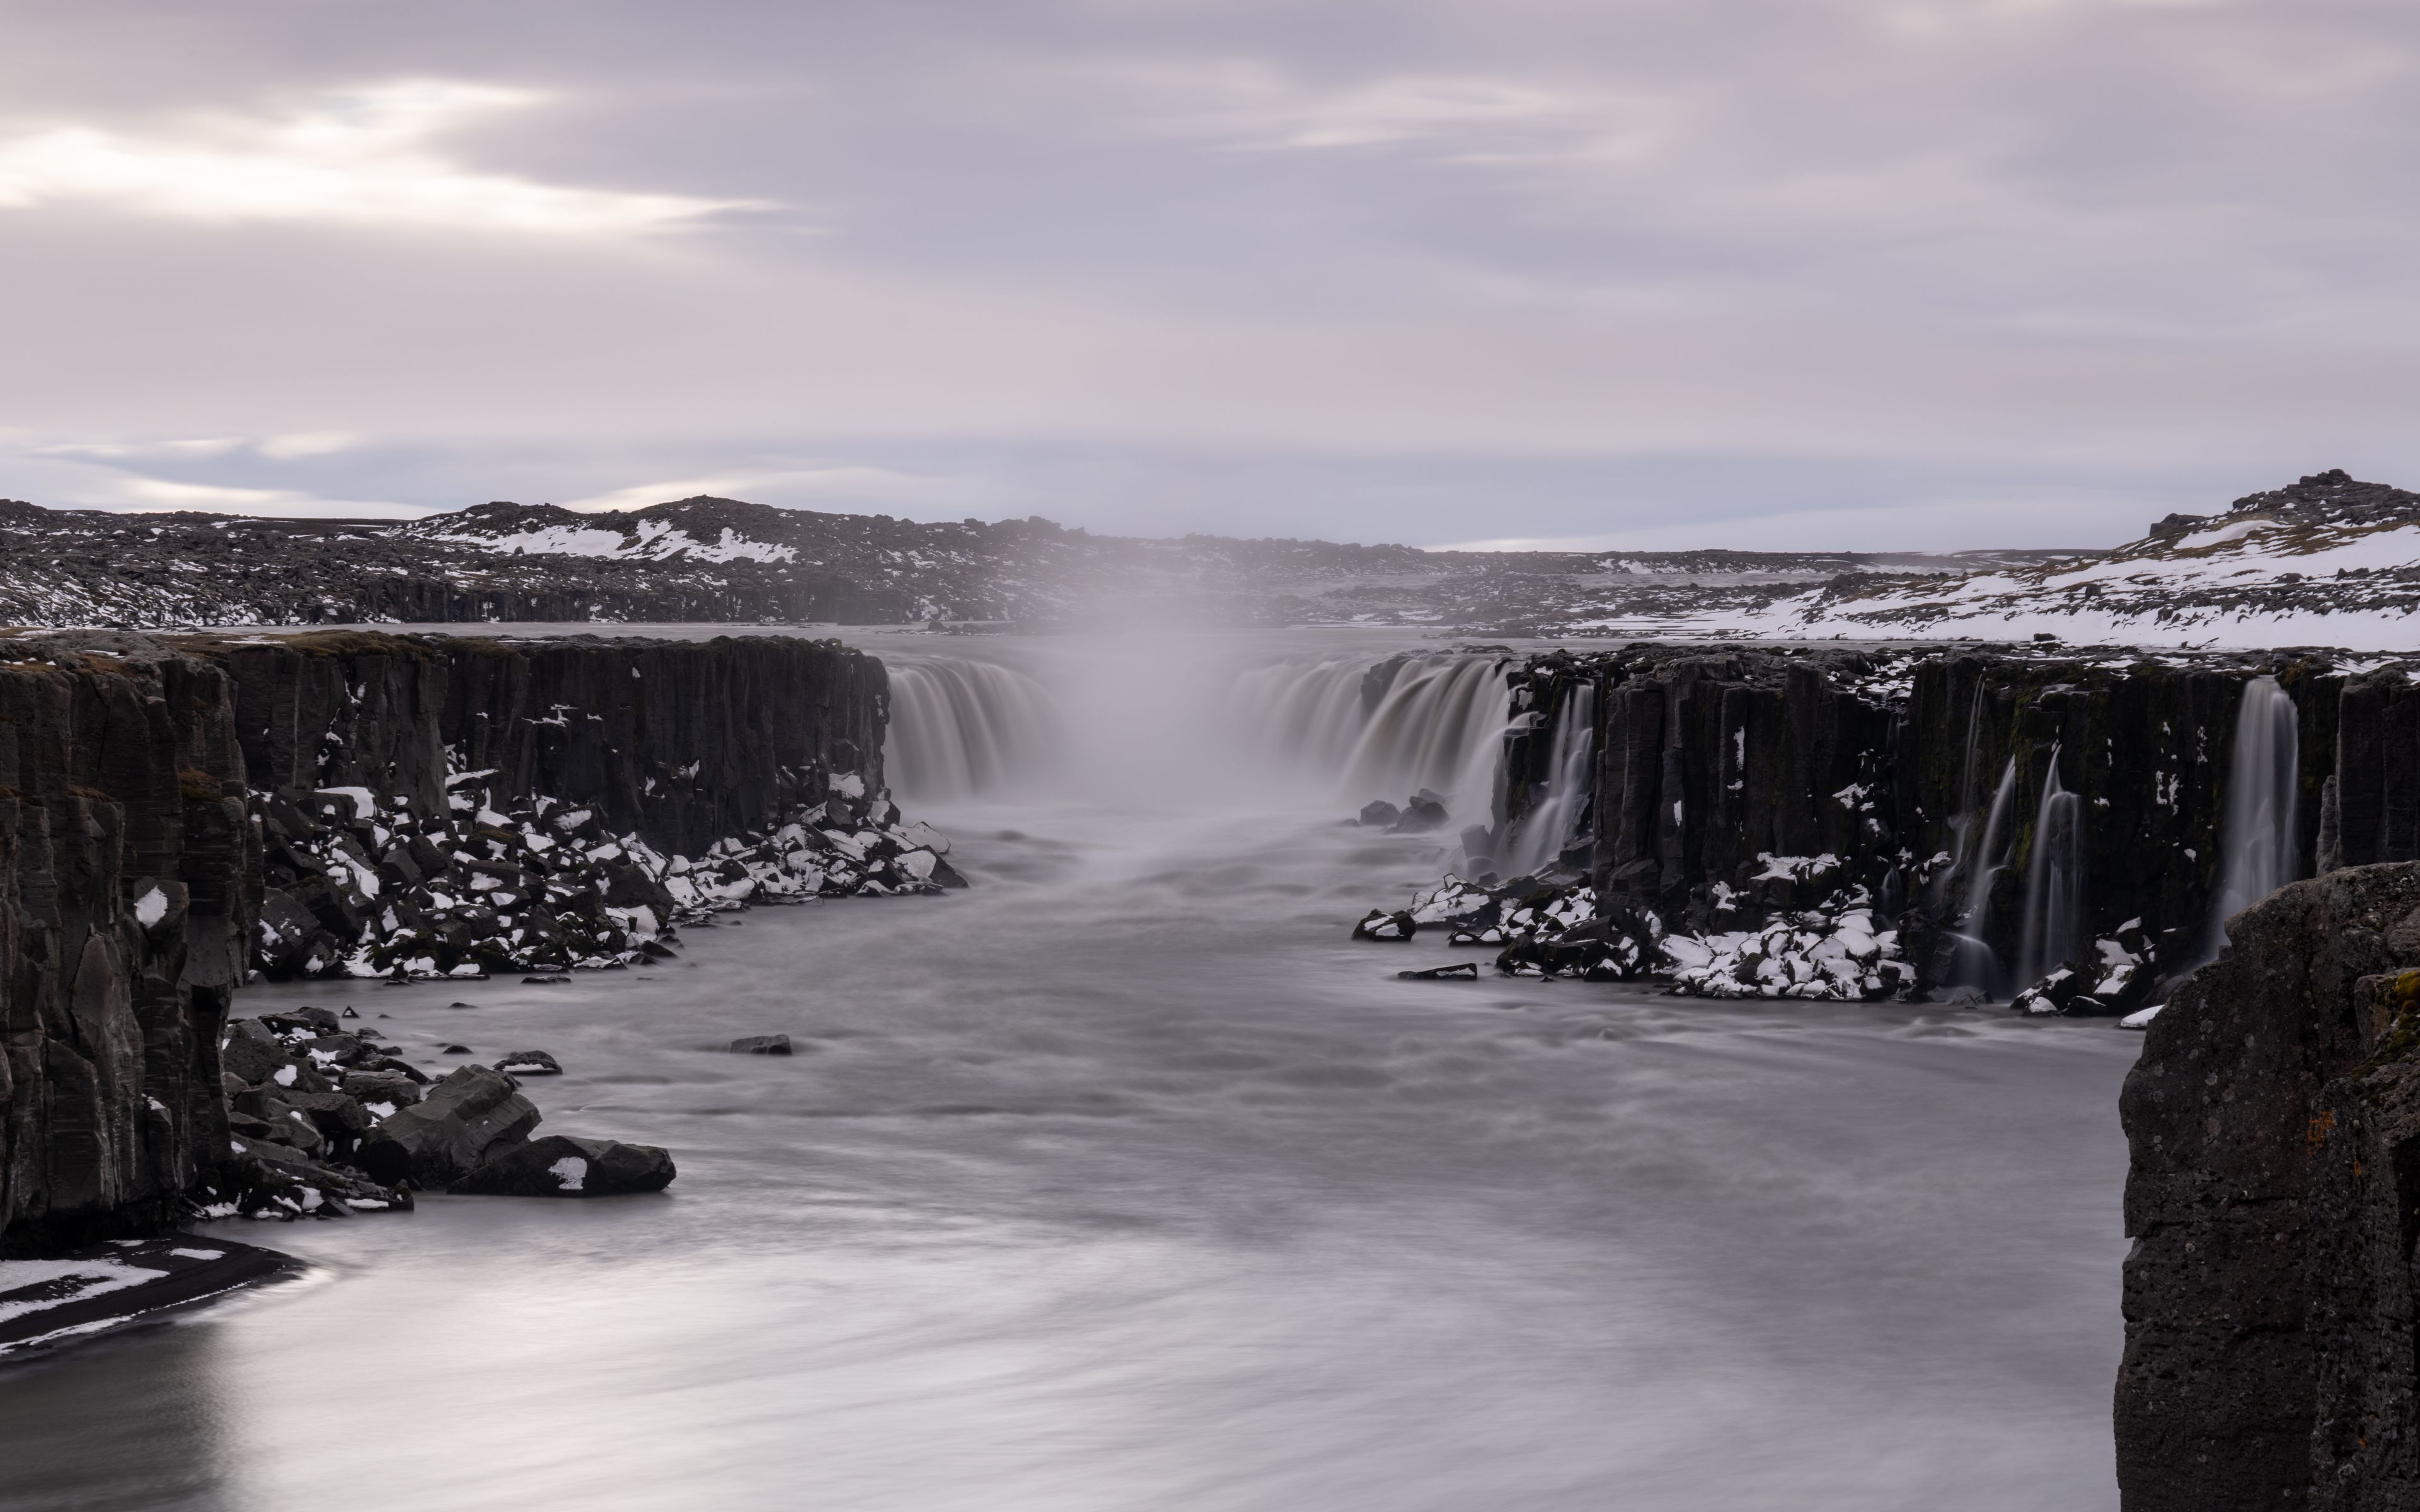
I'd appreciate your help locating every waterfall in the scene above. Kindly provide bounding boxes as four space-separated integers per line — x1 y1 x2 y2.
2207 676 2300 949
2017 746 2087 983
885 658 1063 801
1501 683 1598 874
1929 682 1993 915
1229 653 1513 810
1943 757 2020 993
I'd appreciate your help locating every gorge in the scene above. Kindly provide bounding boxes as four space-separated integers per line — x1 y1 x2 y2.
4 610 2420 1508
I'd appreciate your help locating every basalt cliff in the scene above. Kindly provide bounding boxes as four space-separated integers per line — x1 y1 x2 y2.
0 630 926 1256
1379 642 2394 1012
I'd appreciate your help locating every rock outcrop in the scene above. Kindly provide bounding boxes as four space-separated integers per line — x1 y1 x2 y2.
0 628 909 1256
1374 643 2420 1009
2114 862 2420 1511
0 646 253 1256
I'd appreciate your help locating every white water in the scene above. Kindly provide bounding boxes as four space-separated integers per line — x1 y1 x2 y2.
0 628 2136 1512
1224 651 1513 819
2208 676 2300 953
1945 757 2022 994
887 658 1063 800
1501 683 1598 876
2018 747 2087 985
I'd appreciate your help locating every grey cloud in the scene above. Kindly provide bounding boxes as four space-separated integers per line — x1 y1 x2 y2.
0 1 2414 547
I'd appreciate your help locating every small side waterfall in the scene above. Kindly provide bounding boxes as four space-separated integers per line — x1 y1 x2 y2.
2017 747 2087 983
2207 676 2300 949
885 659 1063 801
1502 683 1598 875
1944 757 2020 992
1230 653 1513 810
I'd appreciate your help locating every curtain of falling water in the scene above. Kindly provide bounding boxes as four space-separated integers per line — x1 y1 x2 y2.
2206 675 2300 952
2017 747 2087 985
1223 653 1514 815
1501 683 1598 875
885 660 1064 801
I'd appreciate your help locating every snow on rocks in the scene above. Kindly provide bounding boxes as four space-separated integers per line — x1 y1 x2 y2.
1364 870 1911 1000
200 1004 676 1223
2009 920 2160 1017
251 760 964 982
1661 906 1910 1001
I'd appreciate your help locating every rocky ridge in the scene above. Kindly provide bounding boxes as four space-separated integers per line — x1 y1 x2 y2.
0 491 2026 633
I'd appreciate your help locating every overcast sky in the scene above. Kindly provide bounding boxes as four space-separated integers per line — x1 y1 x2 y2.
0 1 2412 549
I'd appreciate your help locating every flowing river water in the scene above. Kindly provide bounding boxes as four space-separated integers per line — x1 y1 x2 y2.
0 630 2139 1511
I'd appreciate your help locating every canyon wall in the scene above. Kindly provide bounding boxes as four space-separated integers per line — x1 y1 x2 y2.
0 630 889 1256
1480 645 2404 1004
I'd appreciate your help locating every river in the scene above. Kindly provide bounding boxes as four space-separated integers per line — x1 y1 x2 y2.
0 629 2139 1511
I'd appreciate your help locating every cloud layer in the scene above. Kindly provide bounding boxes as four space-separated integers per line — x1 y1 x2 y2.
0 1 2412 547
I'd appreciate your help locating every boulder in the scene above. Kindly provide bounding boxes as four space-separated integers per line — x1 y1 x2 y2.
495 1050 562 1076
452 1135 676 1197
354 1065 540 1188
1397 962 1479 981
1358 800 1402 828
1392 794 1450 833
730 1035 792 1055
262 1007 341 1036
342 1068 423 1108
1351 910 1418 942
219 1020 291 1086
216 1135 413 1218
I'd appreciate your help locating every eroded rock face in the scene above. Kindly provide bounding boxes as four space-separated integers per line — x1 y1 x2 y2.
2114 863 2420 1510
0 627 902 1254
0 647 251 1256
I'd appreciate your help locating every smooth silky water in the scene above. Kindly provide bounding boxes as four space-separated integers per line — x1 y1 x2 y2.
0 629 2140 1512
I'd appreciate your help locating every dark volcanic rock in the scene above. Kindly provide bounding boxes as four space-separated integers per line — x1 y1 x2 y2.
730 1035 792 1056
2115 862 2420 1511
1351 910 1418 942
495 1050 562 1076
354 1065 539 1188
452 1134 676 1197
0 644 251 1256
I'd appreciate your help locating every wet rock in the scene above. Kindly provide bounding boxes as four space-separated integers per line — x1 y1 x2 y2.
730 1035 793 1055
342 1069 423 1109
1351 910 1419 942
261 1007 340 1036
210 1135 413 1219
495 1050 562 1076
452 1135 676 1197
219 1021 292 1087
1397 962 1480 981
1391 793 1450 833
1358 800 1402 828
354 1065 540 1188
2010 920 2158 1017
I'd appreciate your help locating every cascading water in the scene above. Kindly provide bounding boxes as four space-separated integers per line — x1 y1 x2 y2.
1944 757 2020 994
885 658 1064 801
1228 653 1513 814
2017 746 2087 984
1501 683 1598 875
2206 675 2300 951
1929 683 1993 915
